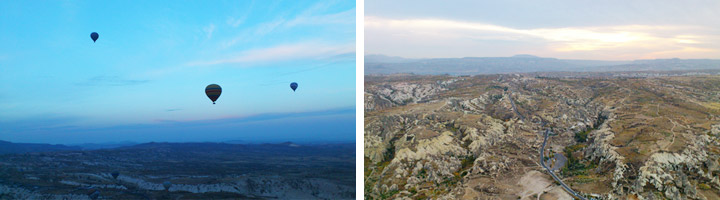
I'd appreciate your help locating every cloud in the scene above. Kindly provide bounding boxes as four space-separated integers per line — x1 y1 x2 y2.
365 16 720 59
226 16 247 27
158 106 354 124
0 115 82 133
222 3 354 48
188 42 355 66
203 24 216 39
165 109 182 112
1 107 356 144
285 8 355 27
77 75 150 86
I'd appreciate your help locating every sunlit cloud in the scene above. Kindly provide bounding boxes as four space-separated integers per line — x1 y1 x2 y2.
365 16 720 59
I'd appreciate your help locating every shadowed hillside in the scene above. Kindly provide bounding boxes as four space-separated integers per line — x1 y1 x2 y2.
0 142 355 199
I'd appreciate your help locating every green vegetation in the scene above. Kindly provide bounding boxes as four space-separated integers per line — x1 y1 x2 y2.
574 175 596 183
490 94 504 102
698 183 711 190
562 144 595 176
379 189 399 199
402 98 413 104
366 140 399 198
408 187 417 194
487 85 508 91
441 176 460 187
574 113 607 143
418 168 427 179
377 143 395 172
574 129 589 143
447 123 459 133
566 144 586 152
460 155 475 170
662 131 672 137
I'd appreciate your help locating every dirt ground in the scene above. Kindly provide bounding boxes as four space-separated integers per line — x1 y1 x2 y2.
516 170 572 200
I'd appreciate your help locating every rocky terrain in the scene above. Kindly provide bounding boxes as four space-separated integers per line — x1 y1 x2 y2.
0 142 355 199
364 73 720 199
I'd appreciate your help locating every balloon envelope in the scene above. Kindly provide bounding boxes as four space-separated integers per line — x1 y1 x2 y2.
290 82 298 92
111 172 119 179
90 32 99 43
163 181 172 190
205 84 222 104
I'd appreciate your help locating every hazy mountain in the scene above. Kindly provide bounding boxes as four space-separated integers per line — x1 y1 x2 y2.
511 54 540 58
74 141 138 150
365 54 417 63
365 54 720 75
222 139 250 144
0 140 81 154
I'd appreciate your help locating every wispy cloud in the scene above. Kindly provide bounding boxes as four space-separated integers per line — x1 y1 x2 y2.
0 114 82 133
203 24 215 39
226 16 247 27
165 108 182 112
365 16 720 59
222 2 354 48
155 106 355 124
188 42 355 66
77 75 150 86
256 53 355 86
286 8 354 27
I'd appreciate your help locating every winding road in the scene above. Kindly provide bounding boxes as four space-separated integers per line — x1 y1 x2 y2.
540 129 588 200
506 90 525 121
506 88 587 199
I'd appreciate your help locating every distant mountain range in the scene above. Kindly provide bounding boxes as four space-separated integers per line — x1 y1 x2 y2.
0 140 348 155
0 140 81 154
365 54 720 75
73 141 139 150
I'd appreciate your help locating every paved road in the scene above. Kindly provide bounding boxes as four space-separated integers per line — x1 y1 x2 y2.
506 90 525 120
540 129 588 200
547 152 567 171
507 88 588 199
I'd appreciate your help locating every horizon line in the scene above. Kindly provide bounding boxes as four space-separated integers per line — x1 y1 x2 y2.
365 53 720 61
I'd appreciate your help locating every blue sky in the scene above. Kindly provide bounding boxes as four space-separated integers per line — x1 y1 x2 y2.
366 0 720 60
0 0 355 144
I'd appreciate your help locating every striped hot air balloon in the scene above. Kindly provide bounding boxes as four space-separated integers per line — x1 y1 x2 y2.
205 84 222 104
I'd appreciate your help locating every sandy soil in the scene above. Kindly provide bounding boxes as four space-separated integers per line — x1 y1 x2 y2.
540 186 573 200
517 170 573 200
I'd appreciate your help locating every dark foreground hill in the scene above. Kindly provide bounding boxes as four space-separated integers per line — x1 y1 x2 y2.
0 142 355 199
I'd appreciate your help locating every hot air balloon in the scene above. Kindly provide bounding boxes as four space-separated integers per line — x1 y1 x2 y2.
290 82 298 92
163 181 172 191
205 84 222 104
111 172 119 179
90 32 99 43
